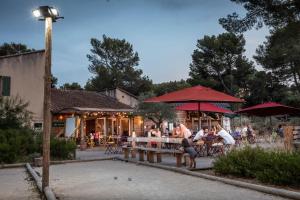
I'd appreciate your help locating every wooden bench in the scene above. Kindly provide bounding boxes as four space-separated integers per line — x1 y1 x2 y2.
136 147 185 167
122 146 137 159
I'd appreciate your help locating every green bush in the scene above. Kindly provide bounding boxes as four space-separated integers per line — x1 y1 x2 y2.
0 128 39 163
0 129 76 163
213 147 300 186
50 137 76 160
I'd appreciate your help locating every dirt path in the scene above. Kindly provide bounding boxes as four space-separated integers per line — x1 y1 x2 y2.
0 167 41 200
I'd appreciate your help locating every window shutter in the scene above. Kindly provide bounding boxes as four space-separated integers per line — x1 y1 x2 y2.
2 76 11 96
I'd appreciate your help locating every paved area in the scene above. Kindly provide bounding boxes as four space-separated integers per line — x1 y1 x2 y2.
76 147 114 160
35 160 289 200
0 167 41 200
76 148 214 169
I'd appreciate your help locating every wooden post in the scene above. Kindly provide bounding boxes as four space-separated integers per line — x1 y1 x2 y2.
80 115 86 150
42 17 52 190
104 117 107 136
284 126 294 152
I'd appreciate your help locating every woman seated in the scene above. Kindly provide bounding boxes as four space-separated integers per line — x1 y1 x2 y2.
181 138 197 168
215 124 235 151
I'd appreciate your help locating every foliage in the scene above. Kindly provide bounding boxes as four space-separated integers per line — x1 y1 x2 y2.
51 74 58 88
152 79 190 96
188 33 256 96
0 129 38 163
254 22 300 93
135 92 176 128
0 96 32 129
219 0 300 33
0 42 34 56
60 82 83 90
214 147 300 186
85 35 152 96
50 137 76 160
244 71 288 106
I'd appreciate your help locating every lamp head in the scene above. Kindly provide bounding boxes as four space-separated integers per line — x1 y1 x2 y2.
33 6 63 21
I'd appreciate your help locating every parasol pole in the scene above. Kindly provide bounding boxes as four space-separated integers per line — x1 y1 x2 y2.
198 102 201 131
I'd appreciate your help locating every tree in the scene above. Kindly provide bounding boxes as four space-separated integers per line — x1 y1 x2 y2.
60 82 82 90
245 71 288 106
0 96 32 129
51 74 58 88
135 92 176 129
254 22 300 93
219 0 300 33
152 80 190 96
188 33 255 96
0 42 35 56
85 35 152 95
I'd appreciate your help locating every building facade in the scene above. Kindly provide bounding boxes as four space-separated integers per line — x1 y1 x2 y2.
0 50 45 126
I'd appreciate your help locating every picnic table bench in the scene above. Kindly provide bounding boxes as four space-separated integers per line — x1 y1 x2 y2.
136 147 188 167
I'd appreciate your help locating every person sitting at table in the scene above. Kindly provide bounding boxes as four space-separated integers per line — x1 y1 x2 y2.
215 124 235 151
179 123 192 139
181 138 197 168
172 123 182 138
193 128 204 142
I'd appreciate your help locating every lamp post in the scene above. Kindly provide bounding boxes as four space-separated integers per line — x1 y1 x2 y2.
33 6 63 190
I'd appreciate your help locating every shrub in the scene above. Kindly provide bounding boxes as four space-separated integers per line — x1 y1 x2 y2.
213 147 300 186
50 137 76 160
0 128 38 163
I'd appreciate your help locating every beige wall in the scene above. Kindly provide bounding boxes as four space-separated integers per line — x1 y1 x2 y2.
0 51 45 123
115 89 138 108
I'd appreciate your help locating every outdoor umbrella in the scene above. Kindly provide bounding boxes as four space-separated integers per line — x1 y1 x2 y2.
176 102 234 114
236 102 300 116
144 85 243 129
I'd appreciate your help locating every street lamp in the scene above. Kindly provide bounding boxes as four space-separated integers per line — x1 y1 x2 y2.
33 5 63 190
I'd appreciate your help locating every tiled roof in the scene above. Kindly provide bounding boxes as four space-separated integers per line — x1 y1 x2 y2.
51 89 133 113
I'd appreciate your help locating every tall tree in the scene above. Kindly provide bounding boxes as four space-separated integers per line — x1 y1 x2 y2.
245 71 287 106
85 35 152 95
60 82 82 90
0 42 34 56
254 22 300 93
219 0 300 33
188 33 255 96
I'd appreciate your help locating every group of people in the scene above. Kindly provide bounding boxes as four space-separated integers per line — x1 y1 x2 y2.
146 123 236 169
231 124 256 144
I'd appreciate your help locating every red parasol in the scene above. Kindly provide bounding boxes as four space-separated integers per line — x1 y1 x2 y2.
145 85 244 103
144 85 243 129
176 102 234 114
236 102 300 116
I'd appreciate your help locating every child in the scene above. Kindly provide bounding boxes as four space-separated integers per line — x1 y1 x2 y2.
181 138 197 168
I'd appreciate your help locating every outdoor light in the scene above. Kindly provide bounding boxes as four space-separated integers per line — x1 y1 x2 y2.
32 9 41 18
32 6 63 21
32 5 63 190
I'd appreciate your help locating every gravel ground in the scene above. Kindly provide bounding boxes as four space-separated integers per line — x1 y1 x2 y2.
0 167 41 200
35 160 289 200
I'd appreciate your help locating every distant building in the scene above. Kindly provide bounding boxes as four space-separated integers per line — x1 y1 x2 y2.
102 87 139 108
0 50 45 127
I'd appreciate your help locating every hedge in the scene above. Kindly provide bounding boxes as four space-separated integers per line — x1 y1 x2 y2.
213 147 300 186
0 129 76 164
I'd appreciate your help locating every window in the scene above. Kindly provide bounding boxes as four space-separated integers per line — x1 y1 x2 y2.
0 76 11 96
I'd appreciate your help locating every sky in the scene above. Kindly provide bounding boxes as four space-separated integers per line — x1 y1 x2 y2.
0 0 269 86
